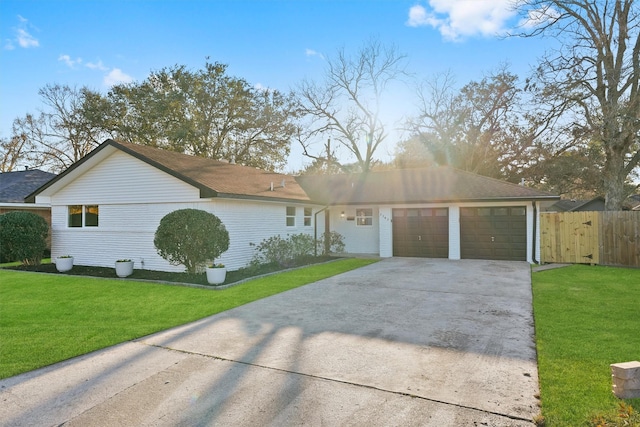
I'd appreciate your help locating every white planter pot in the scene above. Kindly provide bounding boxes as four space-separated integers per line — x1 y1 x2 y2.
206 267 227 285
55 257 74 272
115 261 134 278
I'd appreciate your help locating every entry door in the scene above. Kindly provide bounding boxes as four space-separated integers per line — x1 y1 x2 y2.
393 208 449 258
460 206 527 261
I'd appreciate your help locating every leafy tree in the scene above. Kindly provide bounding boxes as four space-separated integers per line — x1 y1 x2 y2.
154 209 229 274
11 84 106 172
0 211 48 265
525 141 607 198
98 61 298 171
295 39 407 173
409 68 533 181
392 136 437 169
516 0 640 210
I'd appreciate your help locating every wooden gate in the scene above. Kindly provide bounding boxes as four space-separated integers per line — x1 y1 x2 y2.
541 211 640 267
540 212 600 264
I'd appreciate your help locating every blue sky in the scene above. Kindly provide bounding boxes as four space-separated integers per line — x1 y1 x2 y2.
1 0 553 170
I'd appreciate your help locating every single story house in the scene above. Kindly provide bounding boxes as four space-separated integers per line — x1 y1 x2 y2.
297 168 558 263
29 139 559 271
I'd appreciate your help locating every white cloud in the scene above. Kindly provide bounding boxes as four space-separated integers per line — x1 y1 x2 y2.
305 48 325 60
519 6 560 29
6 16 40 49
407 5 431 27
406 0 516 41
86 60 108 71
104 68 133 86
58 54 82 68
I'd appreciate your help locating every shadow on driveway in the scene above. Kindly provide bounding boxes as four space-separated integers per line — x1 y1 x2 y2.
0 258 539 426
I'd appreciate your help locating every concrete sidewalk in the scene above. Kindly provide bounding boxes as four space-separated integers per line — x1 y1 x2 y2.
0 258 539 426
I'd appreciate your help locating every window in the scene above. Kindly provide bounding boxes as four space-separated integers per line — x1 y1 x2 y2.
68 205 99 227
304 207 312 226
356 208 373 226
85 205 99 226
286 206 296 226
68 205 82 227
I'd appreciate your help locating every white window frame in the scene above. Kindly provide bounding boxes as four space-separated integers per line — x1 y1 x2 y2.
68 205 99 228
286 206 296 227
356 208 373 226
303 207 313 227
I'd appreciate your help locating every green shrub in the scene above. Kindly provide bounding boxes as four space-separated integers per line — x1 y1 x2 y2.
0 211 49 265
250 232 345 267
318 231 345 255
250 233 312 267
154 209 229 274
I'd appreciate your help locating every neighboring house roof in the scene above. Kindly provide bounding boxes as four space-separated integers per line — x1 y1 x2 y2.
28 139 311 203
0 169 56 203
550 197 606 212
296 167 559 205
625 194 640 211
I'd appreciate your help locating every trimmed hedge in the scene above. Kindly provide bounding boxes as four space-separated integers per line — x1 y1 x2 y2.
0 211 49 265
154 209 229 274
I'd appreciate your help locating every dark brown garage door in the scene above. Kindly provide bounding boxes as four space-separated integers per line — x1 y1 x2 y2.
393 208 449 258
460 206 527 261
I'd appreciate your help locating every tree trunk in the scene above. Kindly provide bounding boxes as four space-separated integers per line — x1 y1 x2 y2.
603 149 627 211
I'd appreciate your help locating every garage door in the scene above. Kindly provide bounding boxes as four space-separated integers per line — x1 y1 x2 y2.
460 206 527 261
393 208 449 258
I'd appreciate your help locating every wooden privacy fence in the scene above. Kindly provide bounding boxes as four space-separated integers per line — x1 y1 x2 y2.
540 211 640 268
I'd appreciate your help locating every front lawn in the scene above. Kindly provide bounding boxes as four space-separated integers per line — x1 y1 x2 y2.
0 258 377 379
532 265 640 426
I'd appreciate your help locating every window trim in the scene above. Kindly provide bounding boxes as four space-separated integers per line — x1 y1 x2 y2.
355 208 373 227
68 204 99 228
286 206 296 227
303 207 313 227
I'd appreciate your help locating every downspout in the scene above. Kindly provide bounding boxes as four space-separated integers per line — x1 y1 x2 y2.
532 201 538 264
314 206 330 256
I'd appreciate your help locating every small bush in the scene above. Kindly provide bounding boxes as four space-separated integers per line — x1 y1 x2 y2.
0 211 49 265
318 231 345 255
154 209 229 274
250 234 313 268
250 232 345 268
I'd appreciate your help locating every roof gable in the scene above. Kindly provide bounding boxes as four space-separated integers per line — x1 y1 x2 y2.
296 167 559 205
30 140 310 203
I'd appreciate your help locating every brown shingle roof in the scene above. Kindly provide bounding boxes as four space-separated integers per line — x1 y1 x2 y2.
111 140 311 201
296 167 559 205
29 139 310 203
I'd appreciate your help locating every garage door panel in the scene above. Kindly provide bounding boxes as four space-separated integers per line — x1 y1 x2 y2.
460 206 527 261
393 208 449 258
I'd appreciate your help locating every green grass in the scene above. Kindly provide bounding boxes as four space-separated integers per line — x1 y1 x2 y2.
0 258 377 379
532 265 640 426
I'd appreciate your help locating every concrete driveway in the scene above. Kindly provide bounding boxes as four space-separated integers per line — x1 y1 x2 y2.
0 258 539 426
